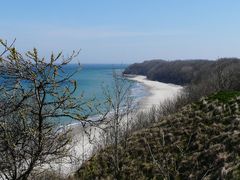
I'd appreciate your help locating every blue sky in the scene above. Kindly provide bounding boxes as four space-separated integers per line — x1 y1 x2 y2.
1 0 240 63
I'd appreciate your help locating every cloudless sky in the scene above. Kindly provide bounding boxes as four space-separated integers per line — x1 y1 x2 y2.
1 0 240 63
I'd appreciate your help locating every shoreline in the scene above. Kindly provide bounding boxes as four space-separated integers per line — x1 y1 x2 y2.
53 75 183 176
126 75 183 110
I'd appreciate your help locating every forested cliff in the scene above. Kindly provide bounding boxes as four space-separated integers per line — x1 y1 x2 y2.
123 58 240 86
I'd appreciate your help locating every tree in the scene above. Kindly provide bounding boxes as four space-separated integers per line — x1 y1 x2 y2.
0 39 97 179
102 72 135 179
212 60 240 91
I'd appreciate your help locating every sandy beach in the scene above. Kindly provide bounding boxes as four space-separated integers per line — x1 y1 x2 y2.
53 75 183 176
127 75 183 110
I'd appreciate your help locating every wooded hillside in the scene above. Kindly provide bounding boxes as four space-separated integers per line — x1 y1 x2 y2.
123 58 240 86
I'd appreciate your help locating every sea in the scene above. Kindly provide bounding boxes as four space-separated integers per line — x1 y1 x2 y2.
60 64 149 125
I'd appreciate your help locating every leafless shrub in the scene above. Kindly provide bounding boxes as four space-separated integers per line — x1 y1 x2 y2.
0 39 105 179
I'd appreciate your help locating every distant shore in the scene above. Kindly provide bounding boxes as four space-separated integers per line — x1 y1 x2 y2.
126 75 183 110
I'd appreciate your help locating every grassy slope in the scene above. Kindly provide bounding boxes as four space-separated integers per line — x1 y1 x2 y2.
75 91 240 179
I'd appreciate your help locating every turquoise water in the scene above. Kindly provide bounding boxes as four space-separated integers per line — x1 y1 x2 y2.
0 64 148 125
60 64 148 124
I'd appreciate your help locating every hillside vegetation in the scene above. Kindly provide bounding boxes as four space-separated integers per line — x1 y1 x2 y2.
123 58 240 86
75 91 240 179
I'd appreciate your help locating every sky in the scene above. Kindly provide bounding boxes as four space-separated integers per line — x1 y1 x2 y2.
1 0 240 64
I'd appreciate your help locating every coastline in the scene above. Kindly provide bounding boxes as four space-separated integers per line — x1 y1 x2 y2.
126 75 183 110
53 75 183 176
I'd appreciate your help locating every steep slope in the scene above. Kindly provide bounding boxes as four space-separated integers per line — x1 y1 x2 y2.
75 91 240 179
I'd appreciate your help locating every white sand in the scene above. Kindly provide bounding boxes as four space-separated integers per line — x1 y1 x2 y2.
127 75 183 110
52 75 183 176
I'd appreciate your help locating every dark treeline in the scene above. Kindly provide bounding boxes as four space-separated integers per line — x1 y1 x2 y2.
124 58 240 86
124 58 240 102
